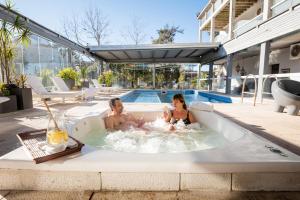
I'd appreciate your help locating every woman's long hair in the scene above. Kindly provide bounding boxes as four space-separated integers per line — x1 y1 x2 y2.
173 94 187 110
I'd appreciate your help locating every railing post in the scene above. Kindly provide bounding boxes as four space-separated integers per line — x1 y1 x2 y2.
263 0 272 20
210 17 215 42
228 0 236 40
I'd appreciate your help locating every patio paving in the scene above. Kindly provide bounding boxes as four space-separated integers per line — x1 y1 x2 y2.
213 101 300 155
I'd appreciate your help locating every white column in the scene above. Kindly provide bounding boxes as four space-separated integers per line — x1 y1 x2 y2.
257 41 270 102
198 20 202 42
228 0 236 40
152 64 156 89
210 17 215 42
263 0 272 20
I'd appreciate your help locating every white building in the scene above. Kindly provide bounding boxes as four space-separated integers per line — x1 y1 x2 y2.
197 0 300 100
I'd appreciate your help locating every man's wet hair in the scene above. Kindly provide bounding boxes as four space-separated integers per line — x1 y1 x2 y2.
109 98 120 110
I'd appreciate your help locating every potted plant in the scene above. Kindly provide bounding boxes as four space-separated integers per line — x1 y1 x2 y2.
0 83 17 113
0 1 30 113
10 74 33 110
57 67 78 90
78 65 90 88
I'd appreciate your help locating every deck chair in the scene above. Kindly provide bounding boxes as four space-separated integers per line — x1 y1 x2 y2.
26 75 81 103
51 77 97 99
0 97 9 104
91 79 119 93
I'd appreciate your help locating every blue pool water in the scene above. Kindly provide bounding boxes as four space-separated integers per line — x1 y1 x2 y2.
121 90 232 104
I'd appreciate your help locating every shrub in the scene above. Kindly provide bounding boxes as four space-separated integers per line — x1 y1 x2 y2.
0 83 10 96
57 67 78 80
98 71 115 87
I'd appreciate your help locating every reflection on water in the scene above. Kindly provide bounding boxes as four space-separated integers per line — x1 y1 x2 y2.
82 118 229 153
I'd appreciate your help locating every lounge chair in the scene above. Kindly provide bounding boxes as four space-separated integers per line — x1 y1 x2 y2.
0 97 9 104
51 77 97 99
26 75 81 103
91 79 119 93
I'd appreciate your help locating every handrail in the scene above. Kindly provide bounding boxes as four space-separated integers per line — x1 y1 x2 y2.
261 74 278 104
271 0 288 10
233 13 263 33
241 74 257 106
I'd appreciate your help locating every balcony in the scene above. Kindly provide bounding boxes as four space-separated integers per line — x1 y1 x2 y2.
233 14 263 38
271 0 300 17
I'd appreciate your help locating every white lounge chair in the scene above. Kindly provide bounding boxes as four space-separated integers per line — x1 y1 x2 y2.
0 97 9 104
91 79 119 93
26 75 81 103
51 77 97 99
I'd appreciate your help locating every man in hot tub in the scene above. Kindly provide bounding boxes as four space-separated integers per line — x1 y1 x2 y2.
105 98 145 131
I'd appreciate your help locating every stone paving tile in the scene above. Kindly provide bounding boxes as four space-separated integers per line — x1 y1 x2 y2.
0 191 10 200
2 191 300 200
92 191 300 200
91 191 178 200
1 190 92 200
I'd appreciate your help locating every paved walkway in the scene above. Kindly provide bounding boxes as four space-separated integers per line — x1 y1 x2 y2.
1 190 300 200
214 101 300 155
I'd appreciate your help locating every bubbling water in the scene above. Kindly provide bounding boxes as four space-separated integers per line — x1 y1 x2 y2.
82 118 229 153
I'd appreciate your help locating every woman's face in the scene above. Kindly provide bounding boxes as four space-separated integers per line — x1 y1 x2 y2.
173 99 183 109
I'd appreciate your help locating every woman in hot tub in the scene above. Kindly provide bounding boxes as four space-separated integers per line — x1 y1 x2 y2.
163 94 197 131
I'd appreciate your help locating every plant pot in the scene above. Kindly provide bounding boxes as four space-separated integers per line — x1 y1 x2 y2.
81 81 89 88
10 88 33 110
0 95 18 113
63 79 75 90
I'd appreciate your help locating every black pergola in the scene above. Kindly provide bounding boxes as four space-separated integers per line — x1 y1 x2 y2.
88 43 219 64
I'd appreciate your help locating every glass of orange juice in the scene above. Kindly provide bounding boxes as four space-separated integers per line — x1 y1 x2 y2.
46 112 68 152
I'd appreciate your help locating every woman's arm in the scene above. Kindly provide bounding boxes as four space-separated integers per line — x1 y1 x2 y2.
188 111 197 123
163 110 172 122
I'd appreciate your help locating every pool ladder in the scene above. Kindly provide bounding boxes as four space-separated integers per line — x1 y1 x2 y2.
241 74 257 106
241 74 278 106
261 75 277 104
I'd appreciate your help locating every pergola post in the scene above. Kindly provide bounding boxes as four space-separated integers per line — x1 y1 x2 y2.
226 54 233 94
208 62 213 91
152 64 156 89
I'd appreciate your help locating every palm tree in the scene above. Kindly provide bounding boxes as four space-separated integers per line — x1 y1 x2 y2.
0 0 30 84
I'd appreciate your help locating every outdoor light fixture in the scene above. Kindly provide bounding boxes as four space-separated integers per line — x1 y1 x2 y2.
235 64 241 73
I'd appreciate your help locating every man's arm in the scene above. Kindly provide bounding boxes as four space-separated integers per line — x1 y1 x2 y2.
105 116 114 131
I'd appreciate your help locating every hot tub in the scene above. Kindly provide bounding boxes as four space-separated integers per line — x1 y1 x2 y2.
1 103 300 191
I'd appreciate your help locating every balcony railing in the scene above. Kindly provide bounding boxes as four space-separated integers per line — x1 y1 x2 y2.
233 14 263 38
271 0 300 17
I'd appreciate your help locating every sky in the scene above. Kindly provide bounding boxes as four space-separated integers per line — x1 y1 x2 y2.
1 0 209 45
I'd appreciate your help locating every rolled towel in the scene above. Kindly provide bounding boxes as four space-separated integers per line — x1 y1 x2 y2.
189 101 214 112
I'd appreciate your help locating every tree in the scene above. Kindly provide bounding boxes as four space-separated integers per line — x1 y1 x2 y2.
82 6 110 46
152 24 184 44
0 0 30 84
61 6 110 46
121 17 146 45
61 14 85 45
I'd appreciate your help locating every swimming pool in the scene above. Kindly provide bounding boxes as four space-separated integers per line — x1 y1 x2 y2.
121 90 232 104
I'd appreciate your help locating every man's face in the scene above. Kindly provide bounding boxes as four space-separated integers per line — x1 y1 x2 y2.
113 100 123 114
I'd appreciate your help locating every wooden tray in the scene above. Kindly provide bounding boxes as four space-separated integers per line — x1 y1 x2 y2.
17 129 84 164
